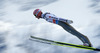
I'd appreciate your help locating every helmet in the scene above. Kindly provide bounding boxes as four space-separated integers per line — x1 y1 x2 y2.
33 9 42 19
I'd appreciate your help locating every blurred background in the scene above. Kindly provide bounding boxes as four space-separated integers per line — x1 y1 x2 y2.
0 0 100 53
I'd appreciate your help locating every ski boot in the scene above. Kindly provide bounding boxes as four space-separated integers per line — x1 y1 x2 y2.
83 43 92 47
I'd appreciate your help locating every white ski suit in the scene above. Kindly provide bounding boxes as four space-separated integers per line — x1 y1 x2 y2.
41 12 92 47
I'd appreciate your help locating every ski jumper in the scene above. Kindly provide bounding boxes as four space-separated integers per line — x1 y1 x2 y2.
41 13 92 46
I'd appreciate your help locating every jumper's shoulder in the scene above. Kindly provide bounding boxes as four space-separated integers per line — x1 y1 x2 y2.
42 12 50 18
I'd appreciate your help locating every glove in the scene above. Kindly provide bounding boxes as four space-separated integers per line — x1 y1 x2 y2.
66 20 73 24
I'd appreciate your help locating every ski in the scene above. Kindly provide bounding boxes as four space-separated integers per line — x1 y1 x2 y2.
30 36 100 51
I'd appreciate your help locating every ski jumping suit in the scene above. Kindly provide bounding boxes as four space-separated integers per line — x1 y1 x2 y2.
41 13 92 46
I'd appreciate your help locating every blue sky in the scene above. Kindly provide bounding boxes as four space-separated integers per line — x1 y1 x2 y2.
0 0 100 53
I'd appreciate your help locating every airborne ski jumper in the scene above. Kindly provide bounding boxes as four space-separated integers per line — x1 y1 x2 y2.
33 9 92 47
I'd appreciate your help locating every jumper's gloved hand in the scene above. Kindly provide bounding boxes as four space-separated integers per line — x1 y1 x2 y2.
66 20 73 24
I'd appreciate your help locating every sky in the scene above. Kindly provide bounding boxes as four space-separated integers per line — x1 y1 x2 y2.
0 0 100 53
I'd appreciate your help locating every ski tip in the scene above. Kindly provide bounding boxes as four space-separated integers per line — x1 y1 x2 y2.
94 48 100 51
